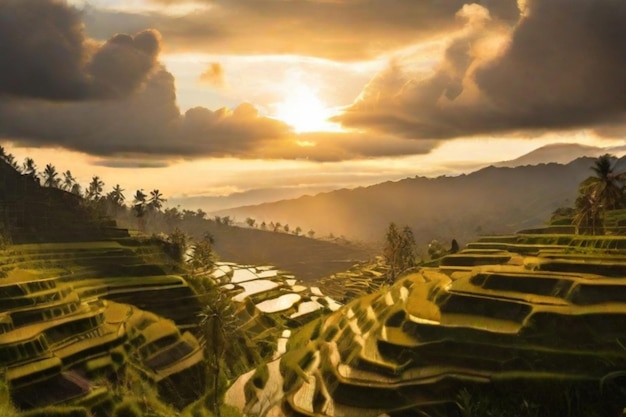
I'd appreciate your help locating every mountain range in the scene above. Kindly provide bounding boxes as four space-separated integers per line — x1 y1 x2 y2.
217 156 606 249
172 142 624 216
494 142 626 167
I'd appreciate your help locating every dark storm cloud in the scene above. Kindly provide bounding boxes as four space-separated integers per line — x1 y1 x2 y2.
474 0 626 129
0 0 87 99
82 0 519 61
89 30 162 98
0 69 295 159
337 0 626 138
0 64 437 162
0 66 437 162
0 0 160 100
0 0 444 162
0 1 328 161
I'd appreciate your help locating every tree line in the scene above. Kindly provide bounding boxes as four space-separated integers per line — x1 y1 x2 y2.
0 147 325 249
244 217 315 238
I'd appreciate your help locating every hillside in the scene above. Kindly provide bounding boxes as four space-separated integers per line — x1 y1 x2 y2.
0 159 213 415
218 157 602 247
226 228 626 416
168 185 336 214
203 224 374 282
115 211 374 282
0 157 368 416
0 160 125 244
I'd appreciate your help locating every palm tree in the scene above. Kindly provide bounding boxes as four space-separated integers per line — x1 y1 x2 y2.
588 154 626 210
132 189 147 207
87 176 105 200
61 170 77 192
148 189 166 212
198 288 239 417
4 153 19 171
574 179 602 235
42 164 60 188
575 154 626 233
0 147 17 171
132 189 147 231
188 233 216 273
108 184 125 207
22 157 38 183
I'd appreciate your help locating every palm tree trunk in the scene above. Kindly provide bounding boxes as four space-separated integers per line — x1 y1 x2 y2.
212 318 221 417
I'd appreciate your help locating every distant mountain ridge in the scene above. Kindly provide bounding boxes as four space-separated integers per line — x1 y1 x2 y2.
494 143 626 168
172 143 624 216
218 157 611 247
168 185 337 214
494 143 603 167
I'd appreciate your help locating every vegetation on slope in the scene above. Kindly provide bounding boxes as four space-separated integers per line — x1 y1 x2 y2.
0 149 372 281
6 147 626 417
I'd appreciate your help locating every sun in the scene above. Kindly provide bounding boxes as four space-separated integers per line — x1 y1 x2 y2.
273 84 342 133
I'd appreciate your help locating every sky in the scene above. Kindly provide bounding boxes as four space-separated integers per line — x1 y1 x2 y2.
0 0 625 205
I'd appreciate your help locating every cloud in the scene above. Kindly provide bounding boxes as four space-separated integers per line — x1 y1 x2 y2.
336 0 626 138
0 0 86 100
0 0 161 100
0 67 438 162
474 0 626 129
261 132 440 162
88 30 163 98
594 117 626 139
0 69 297 159
81 0 519 61
92 159 171 169
0 0 502 164
199 63 225 87
0 0 316 162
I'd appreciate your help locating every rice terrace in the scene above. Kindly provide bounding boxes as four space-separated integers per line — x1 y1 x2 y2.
2 143 626 417
1 0 626 415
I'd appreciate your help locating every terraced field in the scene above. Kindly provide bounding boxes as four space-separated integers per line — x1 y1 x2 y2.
227 230 626 416
0 237 205 414
205 262 345 369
